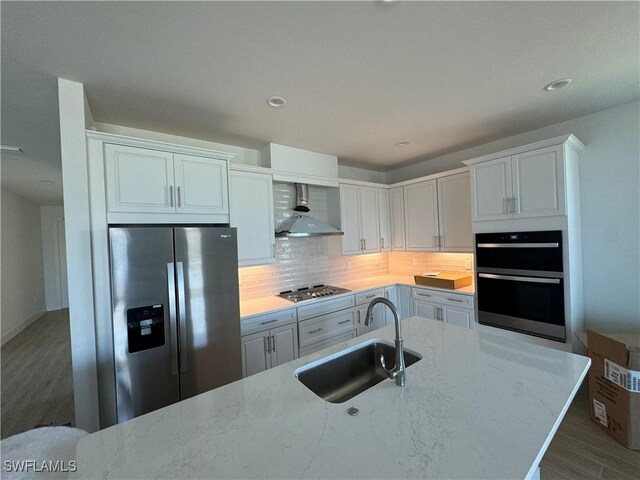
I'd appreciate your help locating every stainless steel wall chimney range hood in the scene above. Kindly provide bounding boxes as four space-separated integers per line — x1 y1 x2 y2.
275 184 344 238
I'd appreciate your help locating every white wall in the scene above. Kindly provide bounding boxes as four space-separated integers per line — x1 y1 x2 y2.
41 205 68 311
1 188 46 344
387 101 640 332
58 78 100 432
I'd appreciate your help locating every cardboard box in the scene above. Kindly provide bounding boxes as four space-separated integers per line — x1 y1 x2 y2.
413 273 472 290
584 330 640 450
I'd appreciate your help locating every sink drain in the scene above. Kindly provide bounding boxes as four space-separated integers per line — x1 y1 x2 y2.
347 407 359 416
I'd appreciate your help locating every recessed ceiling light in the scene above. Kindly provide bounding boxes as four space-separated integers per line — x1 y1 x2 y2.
39 180 55 184
396 141 410 147
1 145 23 153
267 96 287 108
543 78 572 91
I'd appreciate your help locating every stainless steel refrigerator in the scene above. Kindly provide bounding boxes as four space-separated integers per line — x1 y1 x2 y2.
109 226 242 423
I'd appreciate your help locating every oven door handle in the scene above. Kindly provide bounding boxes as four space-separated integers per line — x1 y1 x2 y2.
478 273 560 284
477 243 559 248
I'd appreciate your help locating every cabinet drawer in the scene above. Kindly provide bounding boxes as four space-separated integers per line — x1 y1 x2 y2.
412 288 439 301
299 328 357 358
355 288 385 306
438 293 474 310
298 310 355 348
297 295 355 321
241 309 296 336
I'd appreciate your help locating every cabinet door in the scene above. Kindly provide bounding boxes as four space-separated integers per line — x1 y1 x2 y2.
230 171 275 266
442 306 473 329
512 145 565 218
270 323 298 367
359 187 380 253
404 180 439 251
377 189 391 252
389 187 406 250
340 184 363 255
241 332 269 377
413 299 439 321
437 172 473 252
396 286 413 319
104 144 175 213
470 156 513 221
356 304 385 336
173 154 229 215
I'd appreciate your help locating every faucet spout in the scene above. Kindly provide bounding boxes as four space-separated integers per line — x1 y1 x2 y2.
365 297 406 387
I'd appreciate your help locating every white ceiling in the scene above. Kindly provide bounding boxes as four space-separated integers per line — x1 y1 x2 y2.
1 1 638 203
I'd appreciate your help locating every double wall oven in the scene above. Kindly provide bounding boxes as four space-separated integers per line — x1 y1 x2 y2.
476 230 565 342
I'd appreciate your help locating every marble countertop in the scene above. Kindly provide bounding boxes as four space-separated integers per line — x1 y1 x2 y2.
73 318 589 479
240 274 475 319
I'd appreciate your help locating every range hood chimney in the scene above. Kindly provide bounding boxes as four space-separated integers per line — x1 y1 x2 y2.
275 183 343 238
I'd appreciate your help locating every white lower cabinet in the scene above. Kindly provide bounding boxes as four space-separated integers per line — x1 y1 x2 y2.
396 286 413 319
412 288 475 329
241 312 298 377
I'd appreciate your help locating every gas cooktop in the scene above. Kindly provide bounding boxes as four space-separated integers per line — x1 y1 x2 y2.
278 284 351 303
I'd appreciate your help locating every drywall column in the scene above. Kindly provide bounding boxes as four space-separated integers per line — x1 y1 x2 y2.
58 78 99 432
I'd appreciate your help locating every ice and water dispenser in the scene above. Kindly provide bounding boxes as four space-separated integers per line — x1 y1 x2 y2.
127 305 165 353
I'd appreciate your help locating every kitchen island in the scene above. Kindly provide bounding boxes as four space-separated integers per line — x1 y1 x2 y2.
73 317 590 479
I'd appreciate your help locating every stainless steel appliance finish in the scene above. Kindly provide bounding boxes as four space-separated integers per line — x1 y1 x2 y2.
476 230 566 342
109 226 242 423
295 340 421 403
278 284 351 303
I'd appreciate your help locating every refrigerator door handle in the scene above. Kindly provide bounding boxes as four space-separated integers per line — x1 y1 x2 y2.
167 263 179 376
176 261 188 373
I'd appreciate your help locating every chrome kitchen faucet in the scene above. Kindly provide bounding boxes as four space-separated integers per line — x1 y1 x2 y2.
365 297 406 387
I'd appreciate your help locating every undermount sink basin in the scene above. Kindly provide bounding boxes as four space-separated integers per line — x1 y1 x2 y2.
294 339 422 403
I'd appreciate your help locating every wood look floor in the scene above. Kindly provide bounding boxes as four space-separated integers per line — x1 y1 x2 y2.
1 312 639 478
1 309 74 439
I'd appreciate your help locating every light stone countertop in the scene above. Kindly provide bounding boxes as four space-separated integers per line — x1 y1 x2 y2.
73 318 589 480
240 274 475 319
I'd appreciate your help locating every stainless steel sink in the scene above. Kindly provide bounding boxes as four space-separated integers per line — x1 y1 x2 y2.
294 339 422 403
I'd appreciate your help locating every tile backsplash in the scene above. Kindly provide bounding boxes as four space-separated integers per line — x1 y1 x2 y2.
238 182 475 301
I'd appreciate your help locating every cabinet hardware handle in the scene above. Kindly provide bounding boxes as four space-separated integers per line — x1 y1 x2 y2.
357 311 361 324
381 238 384 249
263 336 269 354
364 238 367 250
308 328 324 334
338 319 351 325
177 186 182 207
366 294 375 299
439 307 444 321
447 298 463 303
260 319 278 325
433 235 438 247
272 244 276 257
267 334 272 353
513 196 519 213
439 235 444 248
169 186 174 207
417 292 431 297
503 197 507 214
271 335 276 352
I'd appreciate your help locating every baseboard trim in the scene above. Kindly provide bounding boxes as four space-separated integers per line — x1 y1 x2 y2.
1 309 46 345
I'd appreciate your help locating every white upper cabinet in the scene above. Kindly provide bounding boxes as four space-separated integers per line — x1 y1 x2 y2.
389 187 405 250
469 156 512 221
340 184 380 255
173 154 228 215
437 172 473 251
104 141 231 221
377 189 391 252
105 144 175 213
404 180 439 251
340 184 364 255
512 145 565 218
230 170 275 266
465 136 583 222
359 187 380 253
